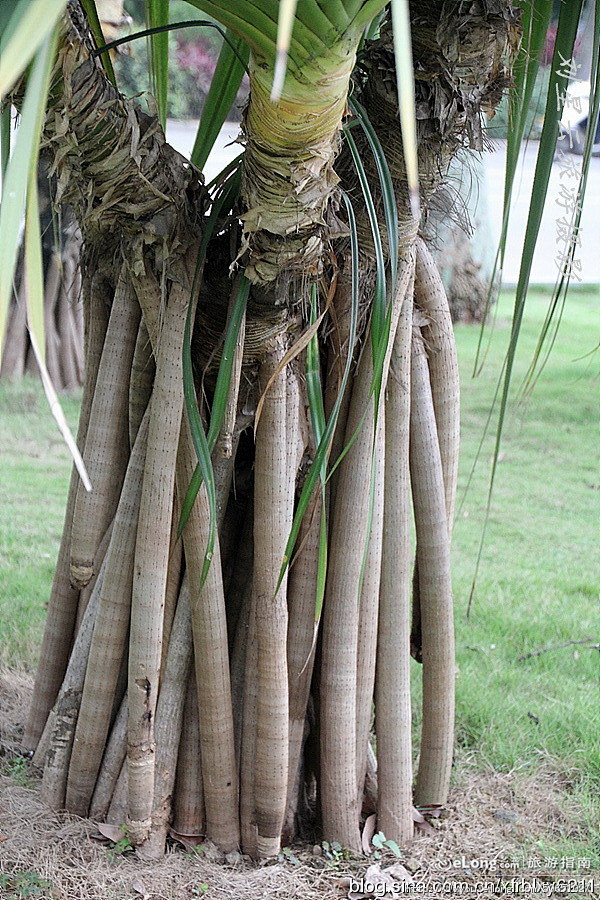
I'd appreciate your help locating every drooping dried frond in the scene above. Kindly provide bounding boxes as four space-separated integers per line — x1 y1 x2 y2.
43 2 204 275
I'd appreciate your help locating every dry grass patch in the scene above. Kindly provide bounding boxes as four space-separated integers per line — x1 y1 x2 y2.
0 670 597 900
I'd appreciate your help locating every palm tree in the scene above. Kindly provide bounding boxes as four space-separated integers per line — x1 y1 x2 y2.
0 0 595 860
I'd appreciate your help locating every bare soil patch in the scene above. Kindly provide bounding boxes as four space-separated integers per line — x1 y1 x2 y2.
0 670 596 899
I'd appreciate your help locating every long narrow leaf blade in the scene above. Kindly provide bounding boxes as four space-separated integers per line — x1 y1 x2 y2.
276 192 359 593
0 32 56 361
178 163 242 544
349 96 399 287
206 275 249 448
390 0 419 218
306 285 326 448
499 0 584 426
146 0 170 128
521 0 600 394
470 1 585 610
305 285 328 626
191 30 248 171
29 330 93 492
79 0 117 86
1 104 11 178
23 122 91 490
23 169 45 366
0 0 65 99
271 0 298 101
182 293 217 584
344 127 386 357
505 3 553 213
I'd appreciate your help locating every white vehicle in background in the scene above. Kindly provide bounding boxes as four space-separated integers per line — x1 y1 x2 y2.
558 79 600 155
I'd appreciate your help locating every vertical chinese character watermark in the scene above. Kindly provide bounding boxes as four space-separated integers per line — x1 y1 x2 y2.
554 53 584 282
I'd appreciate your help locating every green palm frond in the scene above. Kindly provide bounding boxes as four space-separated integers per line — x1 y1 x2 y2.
390 0 419 218
191 30 248 171
469 0 592 611
80 0 116 85
0 33 56 362
520 0 600 396
0 0 66 99
146 0 170 128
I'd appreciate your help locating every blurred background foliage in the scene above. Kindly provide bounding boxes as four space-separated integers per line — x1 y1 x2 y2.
114 0 249 120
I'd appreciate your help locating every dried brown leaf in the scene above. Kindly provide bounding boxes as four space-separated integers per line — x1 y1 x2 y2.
169 830 205 852
94 823 125 842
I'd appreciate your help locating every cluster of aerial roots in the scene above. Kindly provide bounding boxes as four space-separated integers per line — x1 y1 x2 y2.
23 222 459 860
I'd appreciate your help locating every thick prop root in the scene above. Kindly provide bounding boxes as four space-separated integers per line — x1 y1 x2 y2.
24 273 111 749
176 419 239 853
252 342 295 857
65 411 149 815
40 561 106 809
138 580 193 859
321 254 410 849
70 270 140 589
410 325 455 808
375 274 415 844
414 235 460 531
284 485 322 839
127 282 187 844
172 672 205 839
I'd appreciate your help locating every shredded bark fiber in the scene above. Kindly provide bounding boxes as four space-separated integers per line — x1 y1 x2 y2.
1 671 597 900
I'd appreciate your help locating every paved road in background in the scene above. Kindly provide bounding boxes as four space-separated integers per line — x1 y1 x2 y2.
166 120 600 287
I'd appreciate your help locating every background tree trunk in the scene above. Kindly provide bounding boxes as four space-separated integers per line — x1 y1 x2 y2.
426 153 498 323
0 157 84 390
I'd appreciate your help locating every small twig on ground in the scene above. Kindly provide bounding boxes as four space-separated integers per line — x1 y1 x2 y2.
518 639 599 661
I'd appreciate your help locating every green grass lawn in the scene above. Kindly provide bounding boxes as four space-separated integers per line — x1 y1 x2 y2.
0 287 598 857
0 381 81 668
449 290 598 773
448 287 599 857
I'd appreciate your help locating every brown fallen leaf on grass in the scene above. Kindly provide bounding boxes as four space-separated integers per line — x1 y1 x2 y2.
0 834 7 842
170 832 226 862
169 830 205 853
412 807 436 835
92 823 125 843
